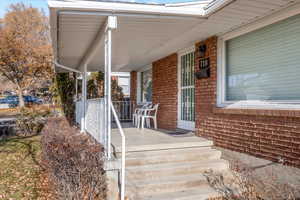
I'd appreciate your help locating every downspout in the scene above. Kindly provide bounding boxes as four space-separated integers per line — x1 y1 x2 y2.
54 61 85 132
54 61 82 74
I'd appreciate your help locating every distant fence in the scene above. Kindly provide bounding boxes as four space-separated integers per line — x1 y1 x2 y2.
112 101 135 122
76 99 135 124
75 99 135 142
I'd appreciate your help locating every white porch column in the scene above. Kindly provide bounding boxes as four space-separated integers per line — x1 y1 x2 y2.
81 64 87 132
75 75 78 101
105 16 117 159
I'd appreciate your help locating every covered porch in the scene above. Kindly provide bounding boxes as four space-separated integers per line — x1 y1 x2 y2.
111 123 212 153
49 0 300 199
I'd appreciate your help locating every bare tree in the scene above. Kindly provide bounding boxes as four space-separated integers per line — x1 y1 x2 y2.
0 3 53 107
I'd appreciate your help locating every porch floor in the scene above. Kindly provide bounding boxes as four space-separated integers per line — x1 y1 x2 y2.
111 123 213 153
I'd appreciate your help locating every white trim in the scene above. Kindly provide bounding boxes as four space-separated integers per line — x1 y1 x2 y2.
54 61 82 74
220 2 300 41
111 72 130 77
177 46 195 131
204 0 235 16
49 0 239 18
48 0 207 18
217 6 300 110
81 64 87 133
166 1 210 7
177 46 195 56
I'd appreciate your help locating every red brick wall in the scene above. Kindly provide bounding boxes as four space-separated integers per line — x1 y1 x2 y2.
152 53 178 130
130 71 137 103
195 36 300 167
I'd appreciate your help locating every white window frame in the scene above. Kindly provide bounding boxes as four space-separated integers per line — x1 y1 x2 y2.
177 46 195 131
217 4 300 110
137 64 152 104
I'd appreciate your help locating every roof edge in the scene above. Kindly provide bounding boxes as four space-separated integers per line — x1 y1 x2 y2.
49 0 235 18
48 0 206 17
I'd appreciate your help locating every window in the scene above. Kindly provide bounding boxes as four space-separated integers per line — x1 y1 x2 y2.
118 77 130 96
140 69 152 102
219 13 300 108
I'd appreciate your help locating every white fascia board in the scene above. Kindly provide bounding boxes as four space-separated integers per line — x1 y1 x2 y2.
111 72 130 77
165 1 212 7
49 0 241 19
48 0 206 17
204 0 236 16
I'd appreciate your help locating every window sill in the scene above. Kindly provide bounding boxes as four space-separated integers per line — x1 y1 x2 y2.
214 104 300 118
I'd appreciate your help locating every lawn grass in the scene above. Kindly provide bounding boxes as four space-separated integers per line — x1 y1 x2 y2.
0 105 61 119
0 135 45 199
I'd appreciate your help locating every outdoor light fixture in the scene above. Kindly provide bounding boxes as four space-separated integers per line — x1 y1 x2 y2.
198 44 207 58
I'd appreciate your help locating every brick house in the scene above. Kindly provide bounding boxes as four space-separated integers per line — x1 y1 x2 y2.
129 10 300 167
50 0 300 198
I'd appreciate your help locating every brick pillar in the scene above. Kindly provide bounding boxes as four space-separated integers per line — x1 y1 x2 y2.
152 53 178 130
194 36 218 135
130 71 137 103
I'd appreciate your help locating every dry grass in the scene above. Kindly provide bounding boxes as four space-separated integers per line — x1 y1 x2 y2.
0 108 19 118
0 105 61 119
0 135 53 199
205 160 300 200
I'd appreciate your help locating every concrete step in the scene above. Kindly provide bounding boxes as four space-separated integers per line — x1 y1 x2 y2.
124 148 222 166
141 185 220 200
115 140 214 153
126 174 210 197
126 159 229 180
123 147 213 158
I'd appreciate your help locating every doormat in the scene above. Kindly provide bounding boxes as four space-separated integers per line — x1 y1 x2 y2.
163 129 195 137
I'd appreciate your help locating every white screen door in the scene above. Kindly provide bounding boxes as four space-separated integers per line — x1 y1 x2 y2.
178 51 195 130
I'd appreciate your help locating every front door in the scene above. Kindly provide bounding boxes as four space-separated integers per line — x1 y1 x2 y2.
178 51 195 130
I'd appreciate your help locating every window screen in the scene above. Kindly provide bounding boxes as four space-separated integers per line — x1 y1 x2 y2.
226 14 300 101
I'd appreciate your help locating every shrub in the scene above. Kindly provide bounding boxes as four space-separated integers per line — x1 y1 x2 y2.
16 107 51 136
41 117 106 200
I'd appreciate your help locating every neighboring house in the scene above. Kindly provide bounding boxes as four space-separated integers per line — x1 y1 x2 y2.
111 72 130 98
49 0 300 199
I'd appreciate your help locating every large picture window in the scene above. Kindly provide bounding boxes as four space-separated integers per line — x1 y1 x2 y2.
140 69 152 102
221 14 300 105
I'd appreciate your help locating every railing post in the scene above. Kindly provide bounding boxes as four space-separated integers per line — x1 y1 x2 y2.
105 16 117 159
75 75 78 101
81 64 87 133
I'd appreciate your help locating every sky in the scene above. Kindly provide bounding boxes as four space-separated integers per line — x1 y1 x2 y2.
0 0 200 18
0 0 49 18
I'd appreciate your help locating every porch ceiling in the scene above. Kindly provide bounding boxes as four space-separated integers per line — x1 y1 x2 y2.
57 13 204 72
49 0 300 73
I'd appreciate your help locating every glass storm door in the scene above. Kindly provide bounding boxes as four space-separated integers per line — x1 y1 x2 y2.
178 51 195 130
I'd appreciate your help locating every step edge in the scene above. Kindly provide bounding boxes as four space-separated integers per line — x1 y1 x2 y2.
127 159 229 171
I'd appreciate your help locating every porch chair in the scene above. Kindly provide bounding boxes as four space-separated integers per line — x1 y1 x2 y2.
132 103 151 127
138 104 159 130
